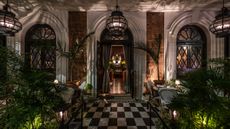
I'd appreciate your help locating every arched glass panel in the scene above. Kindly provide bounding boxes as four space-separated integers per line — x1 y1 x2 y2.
176 25 206 76
25 24 56 72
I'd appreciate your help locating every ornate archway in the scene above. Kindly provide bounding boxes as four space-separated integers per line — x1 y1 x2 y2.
97 28 134 96
176 25 207 76
25 24 56 72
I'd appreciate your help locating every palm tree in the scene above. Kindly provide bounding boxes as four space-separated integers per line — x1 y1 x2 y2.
57 31 95 81
134 34 162 80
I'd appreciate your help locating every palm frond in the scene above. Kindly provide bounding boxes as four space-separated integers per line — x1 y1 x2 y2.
56 31 95 61
134 42 158 64
134 34 162 65
73 31 95 54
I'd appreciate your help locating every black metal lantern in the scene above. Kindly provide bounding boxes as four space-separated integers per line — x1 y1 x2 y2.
209 0 230 37
106 0 128 36
0 0 22 36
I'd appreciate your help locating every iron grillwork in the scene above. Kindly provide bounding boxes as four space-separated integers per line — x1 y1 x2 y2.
25 24 56 72
177 26 205 75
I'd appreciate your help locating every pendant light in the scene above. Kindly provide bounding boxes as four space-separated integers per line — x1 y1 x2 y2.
209 0 230 37
106 0 128 36
0 0 22 36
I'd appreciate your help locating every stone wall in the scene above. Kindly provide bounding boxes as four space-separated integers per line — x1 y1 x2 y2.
146 12 164 80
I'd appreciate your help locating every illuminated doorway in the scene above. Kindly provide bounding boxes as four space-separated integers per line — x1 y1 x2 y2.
109 45 126 94
97 29 134 96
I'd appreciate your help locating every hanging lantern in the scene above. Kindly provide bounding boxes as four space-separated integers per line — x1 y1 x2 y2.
106 0 128 36
209 0 230 37
0 0 22 36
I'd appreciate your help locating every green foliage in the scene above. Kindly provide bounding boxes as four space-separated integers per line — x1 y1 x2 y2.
0 46 65 129
169 58 230 129
84 83 93 90
56 31 94 81
57 31 95 61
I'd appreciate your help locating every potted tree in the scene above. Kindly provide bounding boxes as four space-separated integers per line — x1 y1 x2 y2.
84 83 93 94
57 32 95 82
134 34 163 87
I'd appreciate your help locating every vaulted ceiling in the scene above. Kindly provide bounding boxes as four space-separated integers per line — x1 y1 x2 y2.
0 0 230 18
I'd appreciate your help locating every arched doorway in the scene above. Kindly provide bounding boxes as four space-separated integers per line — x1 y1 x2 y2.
176 25 207 76
97 29 134 96
25 24 56 73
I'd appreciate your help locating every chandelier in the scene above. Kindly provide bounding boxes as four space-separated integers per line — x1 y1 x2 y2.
0 0 22 36
112 54 122 66
106 0 128 36
209 0 230 37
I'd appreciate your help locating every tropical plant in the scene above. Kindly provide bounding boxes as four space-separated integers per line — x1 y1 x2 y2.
0 46 65 129
134 34 162 80
169 58 230 129
84 83 93 90
56 32 95 81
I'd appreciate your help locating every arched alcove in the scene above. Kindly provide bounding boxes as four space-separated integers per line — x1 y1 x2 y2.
164 11 215 80
87 11 146 99
165 11 220 80
20 8 69 82
98 28 134 96
176 25 207 77
25 24 56 72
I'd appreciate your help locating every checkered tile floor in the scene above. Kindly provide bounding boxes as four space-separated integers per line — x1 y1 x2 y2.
82 101 157 129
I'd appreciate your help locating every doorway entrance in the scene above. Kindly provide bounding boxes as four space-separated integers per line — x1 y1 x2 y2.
109 45 126 94
97 29 134 96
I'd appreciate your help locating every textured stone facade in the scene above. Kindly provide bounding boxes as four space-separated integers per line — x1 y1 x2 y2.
146 12 164 80
68 12 87 81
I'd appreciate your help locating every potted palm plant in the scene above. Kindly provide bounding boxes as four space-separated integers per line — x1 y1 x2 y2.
57 32 95 82
84 83 93 94
134 34 162 82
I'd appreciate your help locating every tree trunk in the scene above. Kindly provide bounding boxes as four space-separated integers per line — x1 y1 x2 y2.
156 63 160 81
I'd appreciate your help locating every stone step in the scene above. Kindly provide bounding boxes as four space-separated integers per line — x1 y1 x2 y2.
109 94 134 102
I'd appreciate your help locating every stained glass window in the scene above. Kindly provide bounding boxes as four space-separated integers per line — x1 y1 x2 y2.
25 24 56 72
176 25 206 76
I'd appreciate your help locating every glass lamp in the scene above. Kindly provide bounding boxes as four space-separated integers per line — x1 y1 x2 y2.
106 0 128 36
0 0 22 36
209 0 230 37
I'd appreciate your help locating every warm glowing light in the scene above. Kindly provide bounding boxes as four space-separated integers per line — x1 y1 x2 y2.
113 22 122 27
216 24 230 29
112 54 122 66
183 46 187 50
175 80 181 85
54 79 59 84
173 110 177 118
105 1 128 36
0 21 13 28
59 111 63 118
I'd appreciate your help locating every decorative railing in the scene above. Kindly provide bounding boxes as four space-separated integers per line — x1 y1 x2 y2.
147 101 171 129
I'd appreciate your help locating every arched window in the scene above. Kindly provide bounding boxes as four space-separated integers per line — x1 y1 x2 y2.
176 25 206 76
25 24 56 72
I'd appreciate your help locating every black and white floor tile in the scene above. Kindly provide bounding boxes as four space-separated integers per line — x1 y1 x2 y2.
82 101 157 129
